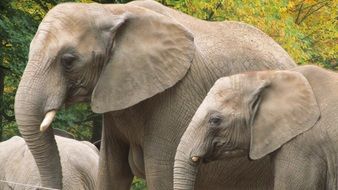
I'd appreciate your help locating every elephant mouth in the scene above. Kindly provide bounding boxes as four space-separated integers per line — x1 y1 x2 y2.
221 149 246 157
204 149 246 163
65 85 93 106
65 95 91 106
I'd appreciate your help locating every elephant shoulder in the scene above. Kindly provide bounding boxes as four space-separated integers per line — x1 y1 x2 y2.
294 65 338 109
55 136 99 163
129 0 165 10
0 136 39 183
0 136 25 154
275 127 327 160
128 0 179 15
55 137 98 181
128 0 199 24
293 65 337 83
54 128 75 139
1 136 23 144
80 140 99 154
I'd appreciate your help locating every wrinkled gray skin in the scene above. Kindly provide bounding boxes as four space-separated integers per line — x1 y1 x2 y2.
14 0 296 189
175 65 338 190
0 136 98 190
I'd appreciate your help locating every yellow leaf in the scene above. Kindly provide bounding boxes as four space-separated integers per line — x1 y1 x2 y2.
4 86 15 93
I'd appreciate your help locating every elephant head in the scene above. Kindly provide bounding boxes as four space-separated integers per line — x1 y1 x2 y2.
15 2 195 188
174 70 320 190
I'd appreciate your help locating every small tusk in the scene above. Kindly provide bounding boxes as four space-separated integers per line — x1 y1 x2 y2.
191 156 200 162
40 110 57 132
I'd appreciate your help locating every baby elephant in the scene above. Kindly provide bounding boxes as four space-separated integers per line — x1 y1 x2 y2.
174 65 338 190
0 135 98 190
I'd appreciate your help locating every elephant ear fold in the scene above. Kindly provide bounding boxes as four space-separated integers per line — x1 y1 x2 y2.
248 70 320 160
91 8 195 113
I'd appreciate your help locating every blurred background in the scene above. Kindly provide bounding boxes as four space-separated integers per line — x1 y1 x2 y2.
0 0 336 189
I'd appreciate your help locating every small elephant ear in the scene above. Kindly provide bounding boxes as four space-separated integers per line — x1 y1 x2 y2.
248 70 320 160
91 7 195 113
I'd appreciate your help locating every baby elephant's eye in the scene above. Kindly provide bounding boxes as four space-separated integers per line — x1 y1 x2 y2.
61 53 77 69
209 116 222 126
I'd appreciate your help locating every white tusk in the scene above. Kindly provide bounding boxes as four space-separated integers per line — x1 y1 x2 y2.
40 110 57 132
191 156 200 162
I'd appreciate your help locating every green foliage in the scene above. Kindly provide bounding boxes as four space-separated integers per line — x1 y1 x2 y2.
131 177 148 190
54 104 94 140
0 0 41 141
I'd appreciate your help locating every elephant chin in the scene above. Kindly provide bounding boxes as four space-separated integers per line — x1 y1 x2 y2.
65 95 90 106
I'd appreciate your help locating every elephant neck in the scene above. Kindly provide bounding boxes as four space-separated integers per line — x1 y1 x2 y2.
189 49 221 90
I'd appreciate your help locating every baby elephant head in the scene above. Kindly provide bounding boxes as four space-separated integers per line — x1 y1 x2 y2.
174 70 320 190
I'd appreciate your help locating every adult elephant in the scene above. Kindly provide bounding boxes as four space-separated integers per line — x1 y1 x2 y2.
14 0 296 189
0 135 98 190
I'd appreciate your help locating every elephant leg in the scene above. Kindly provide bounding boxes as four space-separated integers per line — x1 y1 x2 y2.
272 146 326 190
128 145 146 178
97 115 133 190
143 133 178 190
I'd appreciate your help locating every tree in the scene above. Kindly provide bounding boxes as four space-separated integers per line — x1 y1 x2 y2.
162 0 336 68
0 0 39 141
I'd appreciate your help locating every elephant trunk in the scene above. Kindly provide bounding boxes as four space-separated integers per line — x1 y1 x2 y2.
174 145 199 189
174 126 202 190
15 55 65 189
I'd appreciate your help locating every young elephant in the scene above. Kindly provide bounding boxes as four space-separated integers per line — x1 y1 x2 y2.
174 65 338 190
0 135 98 190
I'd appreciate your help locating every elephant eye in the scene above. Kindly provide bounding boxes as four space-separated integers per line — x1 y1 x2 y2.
209 116 223 126
61 53 77 69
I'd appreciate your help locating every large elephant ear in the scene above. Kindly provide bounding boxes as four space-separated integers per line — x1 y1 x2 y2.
248 70 320 160
91 7 195 113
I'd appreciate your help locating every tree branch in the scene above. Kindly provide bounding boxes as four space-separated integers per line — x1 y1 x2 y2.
295 0 305 24
295 0 330 24
32 0 50 13
299 3 328 24
0 65 10 71
206 1 222 21
301 0 330 10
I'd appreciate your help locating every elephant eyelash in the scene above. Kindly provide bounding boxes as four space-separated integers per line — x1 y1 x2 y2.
61 53 77 69
209 116 223 126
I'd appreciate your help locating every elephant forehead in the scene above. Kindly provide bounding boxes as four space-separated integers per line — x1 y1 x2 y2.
46 3 88 22
208 77 232 96
208 78 239 105
195 86 238 118
44 3 114 29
